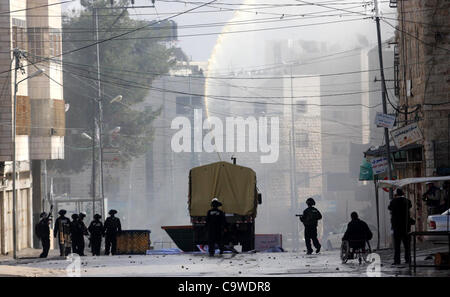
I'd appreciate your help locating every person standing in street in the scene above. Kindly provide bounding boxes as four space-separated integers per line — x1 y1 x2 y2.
78 212 89 256
299 197 322 255
104 209 122 255
54 209 72 257
70 214 83 255
206 198 226 257
388 188 413 265
35 211 52 258
88 214 104 256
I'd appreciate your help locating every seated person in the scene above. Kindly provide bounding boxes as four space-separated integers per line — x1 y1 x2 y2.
342 212 373 249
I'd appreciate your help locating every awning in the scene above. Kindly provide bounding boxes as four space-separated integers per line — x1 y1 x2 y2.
378 176 450 188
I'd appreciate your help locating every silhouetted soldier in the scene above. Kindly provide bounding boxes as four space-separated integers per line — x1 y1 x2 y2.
88 214 104 256
70 214 84 255
78 212 89 256
35 211 51 258
104 209 122 255
342 212 373 250
54 209 71 257
206 198 226 257
299 198 322 255
388 188 413 265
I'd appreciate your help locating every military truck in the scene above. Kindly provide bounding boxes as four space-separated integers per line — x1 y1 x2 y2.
188 161 262 252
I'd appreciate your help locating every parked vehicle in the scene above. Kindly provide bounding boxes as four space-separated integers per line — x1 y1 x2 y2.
189 161 262 252
425 209 450 243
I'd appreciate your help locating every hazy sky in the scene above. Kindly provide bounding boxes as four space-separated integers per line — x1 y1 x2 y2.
62 0 396 63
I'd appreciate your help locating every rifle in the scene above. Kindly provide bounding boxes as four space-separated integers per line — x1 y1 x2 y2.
295 214 304 222
47 205 53 222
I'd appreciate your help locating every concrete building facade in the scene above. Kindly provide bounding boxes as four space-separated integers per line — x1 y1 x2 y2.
0 0 65 254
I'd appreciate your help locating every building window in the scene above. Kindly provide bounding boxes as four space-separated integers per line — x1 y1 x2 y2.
176 96 190 115
176 96 204 114
49 30 62 57
191 96 203 109
296 100 307 113
12 26 27 51
295 132 309 147
28 28 45 59
254 103 267 115
296 172 310 188
53 177 71 195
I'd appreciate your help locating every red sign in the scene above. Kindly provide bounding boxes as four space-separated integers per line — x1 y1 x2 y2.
383 176 396 192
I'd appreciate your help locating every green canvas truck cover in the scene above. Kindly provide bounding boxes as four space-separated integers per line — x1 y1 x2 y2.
189 161 257 217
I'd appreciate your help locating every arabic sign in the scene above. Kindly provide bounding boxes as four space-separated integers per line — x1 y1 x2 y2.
375 112 396 129
390 122 423 148
370 157 389 175
359 158 373 181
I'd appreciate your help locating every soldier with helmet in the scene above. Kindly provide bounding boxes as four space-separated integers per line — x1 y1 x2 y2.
77 212 89 256
70 213 84 255
104 209 122 255
54 209 72 257
35 211 52 258
88 214 104 256
299 198 322 255
206 197 227 257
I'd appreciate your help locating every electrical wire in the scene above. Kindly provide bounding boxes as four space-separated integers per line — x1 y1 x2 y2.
0 0 73 15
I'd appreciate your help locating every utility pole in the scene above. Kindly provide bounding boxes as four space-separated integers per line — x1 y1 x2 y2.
12 49 43 259
90 1 155 220
94 7 105 219
12 49 20 260
374 0 394 201
289 64 299 250
91 7 98 218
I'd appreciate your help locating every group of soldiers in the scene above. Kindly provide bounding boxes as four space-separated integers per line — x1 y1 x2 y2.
35 208 122 258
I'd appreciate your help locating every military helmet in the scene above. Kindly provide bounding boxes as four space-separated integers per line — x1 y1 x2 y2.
108 209 118 215
58 209 67 215
94 214 102 219
40 212 47 218
211 197 222 207
71 214 79 220
79 212 86 218
306 197 316 206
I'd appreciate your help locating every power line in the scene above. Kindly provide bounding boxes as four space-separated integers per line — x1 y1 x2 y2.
0 0 73 15
45 61 387 108
5 17 371 44
0 0 219 76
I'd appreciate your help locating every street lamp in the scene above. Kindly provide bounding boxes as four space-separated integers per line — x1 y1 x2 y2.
81 132 93 141
12 48 44 259
93 93 122 219
109 95 122 103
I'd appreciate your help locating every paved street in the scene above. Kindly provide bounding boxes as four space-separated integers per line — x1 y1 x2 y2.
1 244 449 277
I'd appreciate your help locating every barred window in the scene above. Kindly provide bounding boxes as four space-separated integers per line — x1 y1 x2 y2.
12 26 27 51
28 28 44 59
296 100 307 113
295 132 309 148
49 31 61 57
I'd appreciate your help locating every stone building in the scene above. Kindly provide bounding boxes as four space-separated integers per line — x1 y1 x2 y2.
392 0 449 232
0 0 65 254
